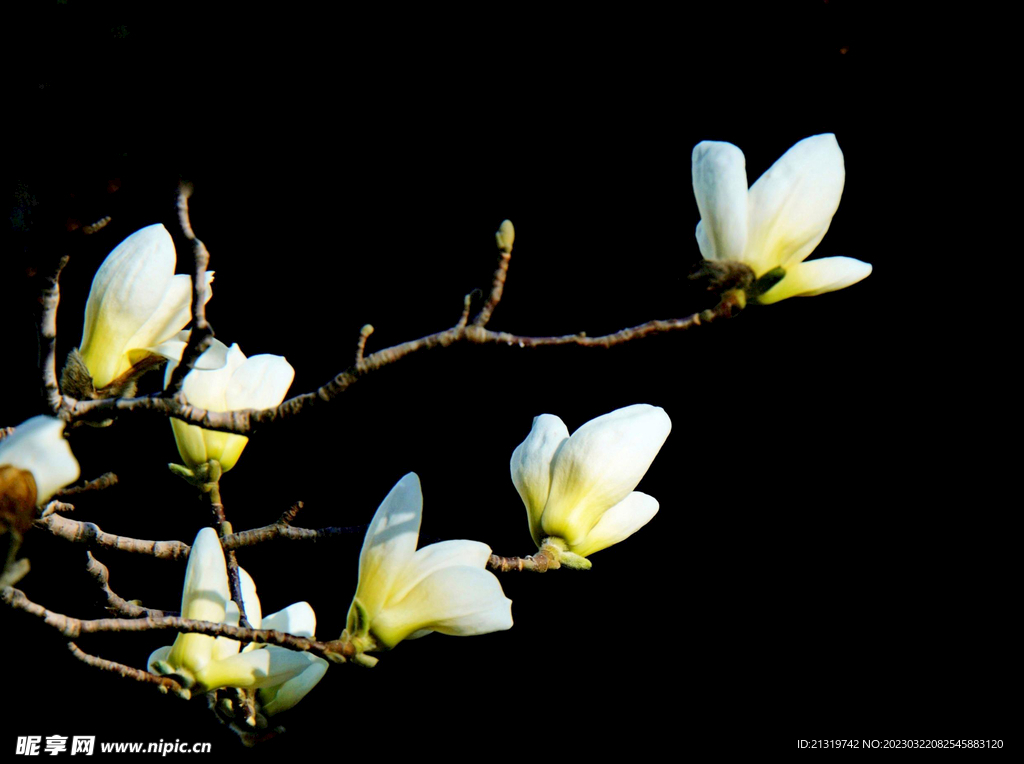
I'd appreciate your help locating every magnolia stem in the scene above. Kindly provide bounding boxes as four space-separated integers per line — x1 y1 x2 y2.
488 548 561 572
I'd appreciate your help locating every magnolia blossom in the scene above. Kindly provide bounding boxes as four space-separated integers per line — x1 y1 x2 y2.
160 338 294 472
0 416 80 504
346 473 513 650
510 404 671 564
78 224 213 390
692 133 871 304
148 527 327 712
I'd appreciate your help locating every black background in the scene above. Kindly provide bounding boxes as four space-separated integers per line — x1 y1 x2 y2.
2 2 1011 757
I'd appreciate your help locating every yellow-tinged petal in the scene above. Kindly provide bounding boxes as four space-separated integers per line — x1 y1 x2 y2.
510 414 570 546
370 565 513 648
193 645 313 693
541 404 671 548
569 491 659 558
757 256 872 304
168 527 230 673
746 134 845 273
352 473 422 625
0 416 80 504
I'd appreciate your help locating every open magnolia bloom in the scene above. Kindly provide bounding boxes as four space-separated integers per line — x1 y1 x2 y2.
346 473 513 651
692 134 871 304
160 337 294 472
77 224 213 392
510 404 671 568
0 416 80 505
148 527 327 713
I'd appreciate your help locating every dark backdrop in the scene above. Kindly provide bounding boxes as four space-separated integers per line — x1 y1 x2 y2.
2 2 1010 758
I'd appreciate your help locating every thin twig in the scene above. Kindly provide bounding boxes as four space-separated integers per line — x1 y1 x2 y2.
40 500 77 518
37 255 69 413
0 426 15 441
277 501 303 526
473 220 514 327
62 295 743 432
166 186 215 394
354 324 374 364
36 512 362 558
85 551 171 617
3 586 355 663
54 472 118 497
81 216 112 235
67 642 190 698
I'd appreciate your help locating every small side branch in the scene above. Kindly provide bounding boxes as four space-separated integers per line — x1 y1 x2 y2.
473 220 514 327
54 472 118 498
37 255 69 413
85 552 171 617
67 642 190 698
354 325 374 364
167 186 215 394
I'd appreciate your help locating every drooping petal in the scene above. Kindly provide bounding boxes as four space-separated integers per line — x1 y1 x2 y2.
388 540 492 605
258 655 328 717
352 473 423 624
746 134 845 273
541 405 671 548
0 416 80 504
509 414 570 546
169 527 231 673
757 256 872 304
193 645 314 692
692 141 749 263
569 491 659 558
370 565 513 648
261 602 317 638
79 224 177 388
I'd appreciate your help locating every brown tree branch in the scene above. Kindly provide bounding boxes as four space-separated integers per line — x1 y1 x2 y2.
54 472 118 498
36 511 362 558
166 186 215 394
61 295 742 432
85 551 171 617
37 255 69 414
3 586 355 663
67 642 190 698
488 549 560 573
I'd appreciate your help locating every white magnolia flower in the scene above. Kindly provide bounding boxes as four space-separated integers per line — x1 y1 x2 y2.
78 224 213 390
0 416 80 504
160 338 294 472
346 473 513 650
692 133 871 304
510 404 671 565
148 527 326 711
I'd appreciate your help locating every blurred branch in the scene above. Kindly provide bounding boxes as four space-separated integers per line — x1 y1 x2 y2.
85 551 171 618
54 472 118 498
67 642 190 699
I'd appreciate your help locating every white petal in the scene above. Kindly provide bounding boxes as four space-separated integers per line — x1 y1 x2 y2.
569 492 659 558
757 256 872 304
746 134 845 273
509 414 569 546
0 416 80 504
79 225 177 387
541 405 671 548
261 602 317 638
224 354 295 411
238 567 262 629
194 646 313 692
691 141 749 263
213 600 243 661
258 655 328 716
371 565 513 647
353 473 423 623
389 540 492 605
169 527 230 673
